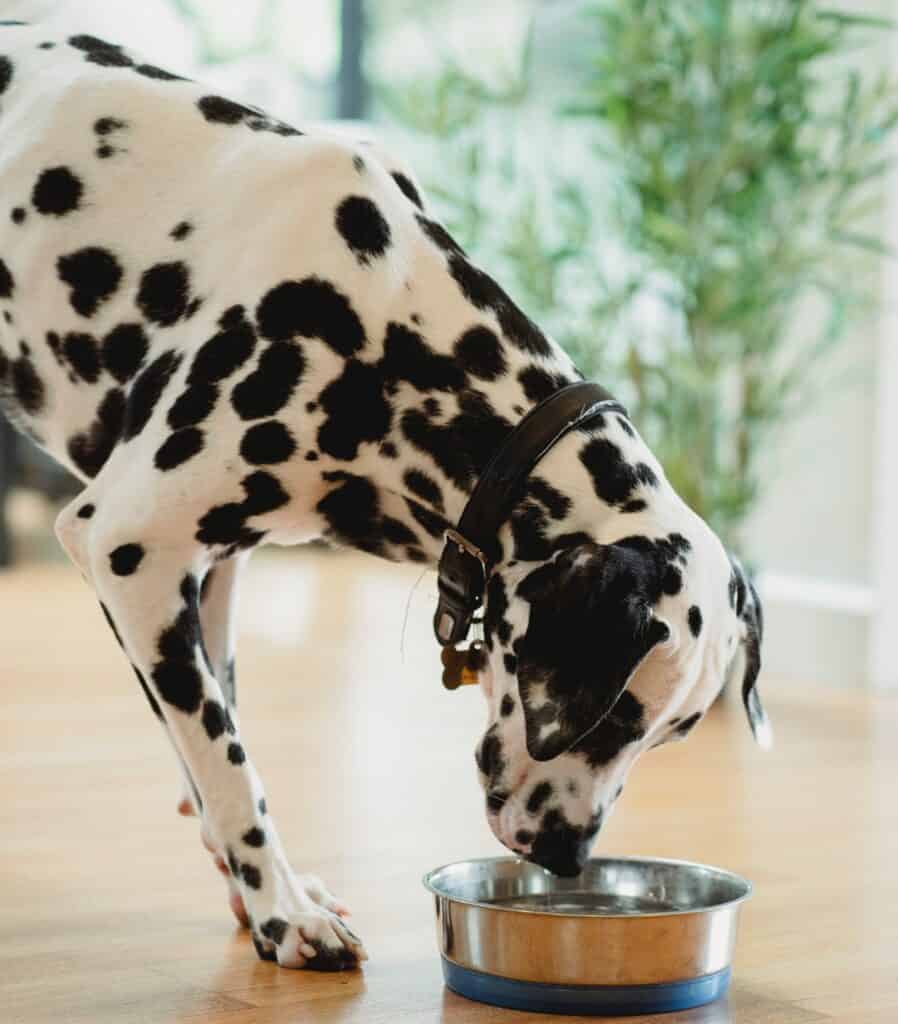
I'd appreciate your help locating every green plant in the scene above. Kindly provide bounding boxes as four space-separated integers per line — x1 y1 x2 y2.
381 1 898 549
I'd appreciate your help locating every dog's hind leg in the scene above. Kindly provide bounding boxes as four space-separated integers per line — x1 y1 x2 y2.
177 553 246 817
178 554 252 927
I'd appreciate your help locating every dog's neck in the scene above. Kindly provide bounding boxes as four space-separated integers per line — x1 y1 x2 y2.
349 366 610 571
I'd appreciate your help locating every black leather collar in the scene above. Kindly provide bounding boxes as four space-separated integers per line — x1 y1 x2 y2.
433 381 626 647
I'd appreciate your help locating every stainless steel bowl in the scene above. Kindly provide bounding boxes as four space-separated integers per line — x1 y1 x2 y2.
423 856 752 1016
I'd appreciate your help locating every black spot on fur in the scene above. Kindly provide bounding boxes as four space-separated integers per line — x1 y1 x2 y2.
240 420 296 465
0 258 13 297
137 261 191 326
10 207 25 224
57 246 122 317
381 516 418 546
152 597 203 714
260 917 286 944
675 711 702 736
484 574 511 650
10 355 43 414
317 359 390 460
69 34 133 68
167 381 218 429
405 497 447 540
0 55 12 94
231 341 305 420
579 438 659 509
94 116 126 135
109 543 144 576
63 332 101 383
688 605 703 637
95 144 115 159
258 797 267 815
197 94 252 124
503 653 517 675
447 252 552 356
240 471 289 515
380 441 397 458
486 791 508 812
392 171 423 209
202 699 228 740
170 220 192 240
509 500 553 562
77 503 95 519
67 387 125 477
382 322 465 392
519 365 562 404
617 415 635 437
622 499 647 514
240 862 260 887
417 214 465 255
242 827 265 848
155 427 204 470
527 477 571 520
123 350 182 441
135 63 185 81
101 323 148 383
195 472 287 549
229 742 247 766
403 468 444 510
401 390 513 496
316 471 380 552
335 195 391 263
526 781 553 815
500 694 515 717
454 326 506 381
255 277 365 356
476 725 505 781
190 315 256 384
32 166 83 216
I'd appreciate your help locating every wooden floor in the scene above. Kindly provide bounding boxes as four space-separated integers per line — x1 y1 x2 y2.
1 547 897 1023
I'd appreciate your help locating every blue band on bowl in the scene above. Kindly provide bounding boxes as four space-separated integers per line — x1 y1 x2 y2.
441 958 732 1016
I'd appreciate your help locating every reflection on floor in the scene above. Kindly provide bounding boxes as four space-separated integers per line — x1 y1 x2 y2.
1 546 896 1023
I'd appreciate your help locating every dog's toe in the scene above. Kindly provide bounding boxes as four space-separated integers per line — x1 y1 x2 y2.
254 908 366 970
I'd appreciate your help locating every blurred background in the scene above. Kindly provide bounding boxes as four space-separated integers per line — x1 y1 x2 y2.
2 0 898 690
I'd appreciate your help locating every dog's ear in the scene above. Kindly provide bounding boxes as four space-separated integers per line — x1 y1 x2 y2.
514 542 670 762
729 558 772 749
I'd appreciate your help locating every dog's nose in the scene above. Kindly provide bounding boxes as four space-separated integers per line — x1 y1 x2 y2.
524 808 600 878
526 835 590 878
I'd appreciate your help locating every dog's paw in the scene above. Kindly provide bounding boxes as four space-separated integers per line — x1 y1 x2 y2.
251 907 368 969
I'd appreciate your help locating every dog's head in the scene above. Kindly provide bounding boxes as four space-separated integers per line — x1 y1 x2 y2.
473 511 768 877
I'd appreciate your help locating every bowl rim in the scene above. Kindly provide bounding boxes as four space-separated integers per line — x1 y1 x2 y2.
422 854 753 919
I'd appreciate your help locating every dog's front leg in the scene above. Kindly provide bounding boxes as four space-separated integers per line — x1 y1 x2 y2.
80 524 366 969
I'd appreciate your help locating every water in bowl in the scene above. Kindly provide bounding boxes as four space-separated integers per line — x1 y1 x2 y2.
489 891 685 915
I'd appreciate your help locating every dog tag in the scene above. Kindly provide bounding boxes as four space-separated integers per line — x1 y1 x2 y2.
441 644 482 690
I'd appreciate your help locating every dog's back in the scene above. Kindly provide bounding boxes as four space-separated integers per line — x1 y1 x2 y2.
0 22 432 481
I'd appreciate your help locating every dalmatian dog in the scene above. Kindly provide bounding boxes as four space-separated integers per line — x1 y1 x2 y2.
0 21 769 970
